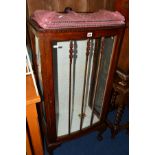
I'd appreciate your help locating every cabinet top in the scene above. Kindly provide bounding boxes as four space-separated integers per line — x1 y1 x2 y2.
30 9 125 31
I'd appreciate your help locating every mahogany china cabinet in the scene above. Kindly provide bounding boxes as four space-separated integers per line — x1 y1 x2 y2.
28 9 125 153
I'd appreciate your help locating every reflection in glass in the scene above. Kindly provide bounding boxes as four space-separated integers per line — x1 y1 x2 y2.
35 36 46 122
91 37 115 116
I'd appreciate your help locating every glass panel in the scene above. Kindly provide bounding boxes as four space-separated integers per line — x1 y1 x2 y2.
53 41 70 136
91 36 115 116
52 37 115 137
35 36 46 121
35 36 43 96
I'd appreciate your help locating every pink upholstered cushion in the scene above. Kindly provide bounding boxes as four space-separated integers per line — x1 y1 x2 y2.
31 10 125 29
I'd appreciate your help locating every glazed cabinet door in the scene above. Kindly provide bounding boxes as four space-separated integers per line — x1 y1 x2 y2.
51 36 116 137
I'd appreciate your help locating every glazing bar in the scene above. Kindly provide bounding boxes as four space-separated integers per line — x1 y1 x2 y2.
69 40 73 134
80 39 91 130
